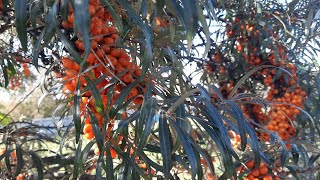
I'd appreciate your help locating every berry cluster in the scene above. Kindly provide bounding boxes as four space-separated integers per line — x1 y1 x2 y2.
205 14 308 179
59 0 148 156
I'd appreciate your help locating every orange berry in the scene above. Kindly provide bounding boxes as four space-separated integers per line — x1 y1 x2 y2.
91 40 98 50
102 44 111 53
133 97 143 106
111 33 119 39
246 160 254 168
61 57 74 69
134 68 142 77
96 48 105 59
110 49 121 58
96 7 105 18
247 174 254 179
118 58 132 67
104 37 114 45
106 55 118 67
108 26 117 34
139 163 147 169
122 73 133 83
85 132 95 140
83 124 93 134
259 166 268 175
63 83 76 93
263 175 273 180
88 5 96 17
251 169 260 177
110 148 117 158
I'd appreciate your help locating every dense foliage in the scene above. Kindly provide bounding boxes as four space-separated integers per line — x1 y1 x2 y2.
0 0 320 179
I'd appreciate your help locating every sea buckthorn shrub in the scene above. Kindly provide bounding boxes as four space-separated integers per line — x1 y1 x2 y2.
0 0 319 179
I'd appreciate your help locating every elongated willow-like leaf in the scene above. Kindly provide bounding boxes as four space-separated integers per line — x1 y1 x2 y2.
79 141 95 171
84 76 104 112
73 80 81 143
57 29 83 64
159 112 172 179
14 145 24 177
136 97 157 154
43 1 58 46
168 118 198 179
109 79 140 118
72 140 82 178
169 0 199 53
95 155 103 179
88 111 104 151
225 100 247 151
32 27 46 71
71 0 91 61
14 0 28 51
104 143 115 180
30 151 44 180
196 2 210 58
61 0 70 20
194 118 234 179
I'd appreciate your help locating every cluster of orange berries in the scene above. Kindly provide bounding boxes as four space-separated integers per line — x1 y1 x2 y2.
205 15 308 179
237 160 280 180
59 0 148 157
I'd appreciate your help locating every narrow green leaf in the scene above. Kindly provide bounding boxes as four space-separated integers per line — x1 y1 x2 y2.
109 79 140 118
61 0 70 20
168 118 198 179
57 29 83 64
190 141 215 176
195 119 234 178
105 143 115 180
84 76 104 112
72 0 91 60
137 98 157 154
43 1 58 46
30 151 44 180
196 2 210 58
73 140 82 178
96 155 103 179
89 111 104 151
80 141 95 170
74 80 81 143
285 165 300 180
30 1 42 28
5 149 12 176
308 154 320 167
14 145 24 177
159 112 172 178
112 147 149 179
33 27 46 70
14 0 28 51
225 100 247 151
